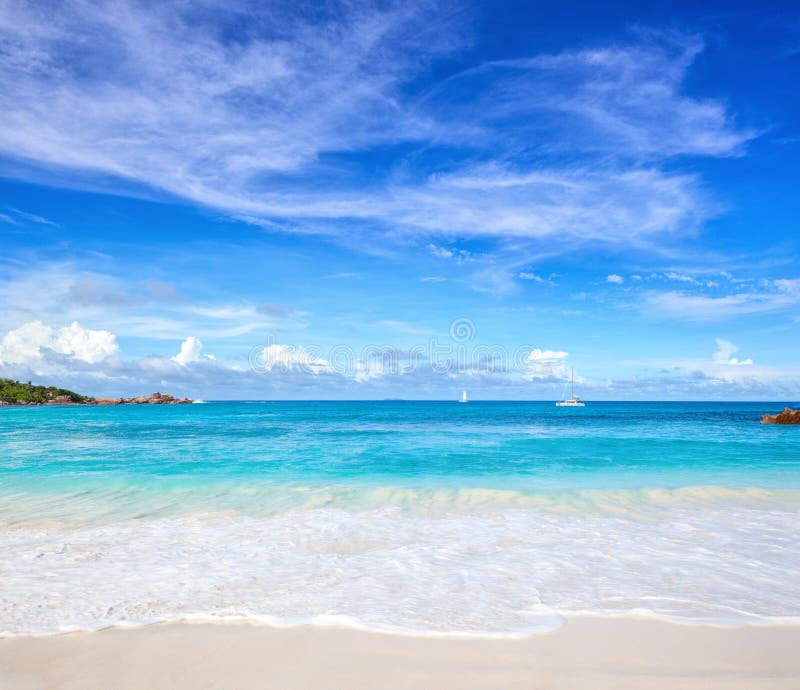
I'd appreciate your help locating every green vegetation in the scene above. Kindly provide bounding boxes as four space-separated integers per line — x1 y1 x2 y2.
0 379 89 404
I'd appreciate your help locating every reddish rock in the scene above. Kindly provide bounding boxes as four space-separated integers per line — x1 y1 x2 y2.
761 407 800 424
47 395 76 404
115 392 193 405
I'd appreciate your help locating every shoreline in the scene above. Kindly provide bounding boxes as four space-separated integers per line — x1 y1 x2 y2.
5 609 800 641
0 394 193 406
0 382 192 406
2 616 799 689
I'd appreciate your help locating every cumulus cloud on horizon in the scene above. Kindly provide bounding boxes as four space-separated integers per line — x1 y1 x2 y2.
713 338 753 366
0 321 794 400
173 337 216 366
0 321 119 366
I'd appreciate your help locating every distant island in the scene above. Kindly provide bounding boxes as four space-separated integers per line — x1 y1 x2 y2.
0 379 192 406
761 407 800 425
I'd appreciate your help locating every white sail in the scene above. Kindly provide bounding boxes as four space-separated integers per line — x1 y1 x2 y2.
459 390 468 403
555 367 585 407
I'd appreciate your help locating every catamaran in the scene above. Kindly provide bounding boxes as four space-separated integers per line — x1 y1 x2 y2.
459 390 468 403
556 367 585 407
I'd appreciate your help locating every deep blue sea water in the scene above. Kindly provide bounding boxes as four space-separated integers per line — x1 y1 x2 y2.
1 401 799 635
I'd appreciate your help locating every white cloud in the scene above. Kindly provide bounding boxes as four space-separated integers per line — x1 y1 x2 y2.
427 243 471 262
606 274 624 284
427 244 454 259
1 326 796 400
53 322 119 363
0 4 752 251
472 32 755 159
381 165 712 243
354 358 385 382
645 284 798 320
519 270 561 286
0 321 53 365
5 207 58 226
625 271 746 289
173 336 215 365
254 344 332 375
664 271 699 284
775 278 800 298
0 262 284 342
522 347 570 381
712 338 753 366
0 0 457 218
518 272 544 282
527 348 569 363
624 339 765 386
0 320 118 365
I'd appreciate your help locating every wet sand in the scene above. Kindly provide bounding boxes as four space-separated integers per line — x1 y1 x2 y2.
2 617 799 689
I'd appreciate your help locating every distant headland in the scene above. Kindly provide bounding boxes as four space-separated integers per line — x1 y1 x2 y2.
0 379 192 406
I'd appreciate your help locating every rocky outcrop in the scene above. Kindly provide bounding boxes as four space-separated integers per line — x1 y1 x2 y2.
92 397 121 405
92 392 193 405
761 407 800 424
49 394 76 404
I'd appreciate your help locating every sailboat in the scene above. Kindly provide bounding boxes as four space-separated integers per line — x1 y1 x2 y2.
459 390 468 403
556 367 585 407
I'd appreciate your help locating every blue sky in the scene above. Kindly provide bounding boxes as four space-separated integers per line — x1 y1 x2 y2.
1 0 799 400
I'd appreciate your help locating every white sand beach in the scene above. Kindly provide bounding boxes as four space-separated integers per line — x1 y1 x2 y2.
2 617 799 690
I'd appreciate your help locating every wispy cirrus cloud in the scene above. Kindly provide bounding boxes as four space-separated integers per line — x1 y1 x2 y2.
0 206 59 226
644 280 800 321
0 0 459 199
7 207 58 226
0 1 754 259
0 261 304 341
460 31 755 159
383 164 713 243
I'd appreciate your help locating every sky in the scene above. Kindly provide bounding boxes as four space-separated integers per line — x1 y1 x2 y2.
1 0 799 400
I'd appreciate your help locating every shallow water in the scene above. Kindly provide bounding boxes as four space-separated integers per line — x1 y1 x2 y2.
1 401 799 635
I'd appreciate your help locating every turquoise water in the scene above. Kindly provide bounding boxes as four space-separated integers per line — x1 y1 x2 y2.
3 401 799 497
1 401 799 635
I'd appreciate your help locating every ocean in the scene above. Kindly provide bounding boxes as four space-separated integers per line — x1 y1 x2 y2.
1 401 799 636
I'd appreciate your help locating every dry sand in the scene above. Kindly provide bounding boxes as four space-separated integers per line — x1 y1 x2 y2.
1 617 799 690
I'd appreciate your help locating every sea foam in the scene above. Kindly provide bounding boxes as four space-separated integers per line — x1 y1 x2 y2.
2 488 798 637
